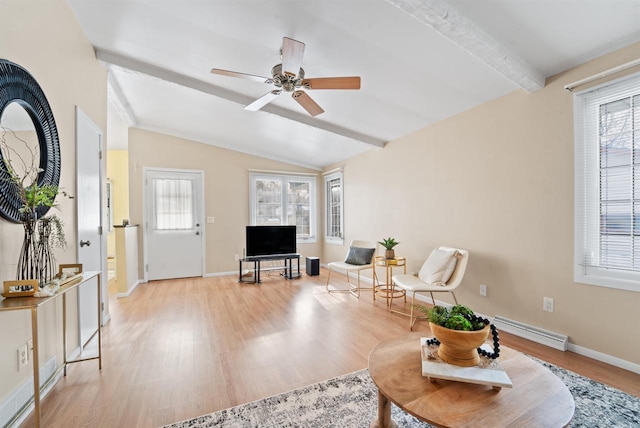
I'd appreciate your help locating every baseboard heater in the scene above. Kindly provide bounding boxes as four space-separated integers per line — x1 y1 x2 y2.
493 315 569 351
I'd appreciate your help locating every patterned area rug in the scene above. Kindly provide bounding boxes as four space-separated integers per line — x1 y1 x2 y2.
163 359 639 428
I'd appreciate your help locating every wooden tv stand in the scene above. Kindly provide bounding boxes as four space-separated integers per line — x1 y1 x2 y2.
238 253 301 283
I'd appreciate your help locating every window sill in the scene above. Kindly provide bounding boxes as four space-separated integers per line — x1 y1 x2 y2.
575 268 640 292
325 238 344 245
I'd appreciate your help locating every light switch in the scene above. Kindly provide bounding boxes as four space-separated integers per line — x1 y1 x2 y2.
207 216 215 224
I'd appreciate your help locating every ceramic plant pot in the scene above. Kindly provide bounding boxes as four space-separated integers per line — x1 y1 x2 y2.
429 322 490 367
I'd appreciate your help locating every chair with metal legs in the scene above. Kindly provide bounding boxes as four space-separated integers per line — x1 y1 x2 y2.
391 246 469 330
326 240 378 298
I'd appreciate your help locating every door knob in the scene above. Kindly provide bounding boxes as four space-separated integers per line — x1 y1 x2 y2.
80 240 91 247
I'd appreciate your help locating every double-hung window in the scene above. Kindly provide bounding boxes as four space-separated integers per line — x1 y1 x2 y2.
574 73 640 291
250 172 316 242
324 171 343 244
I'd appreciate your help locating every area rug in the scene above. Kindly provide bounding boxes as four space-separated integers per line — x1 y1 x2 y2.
163 360 640 428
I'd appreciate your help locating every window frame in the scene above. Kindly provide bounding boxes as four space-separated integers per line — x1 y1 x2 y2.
249 172 317 243
573 73 640 292
324 171 344 245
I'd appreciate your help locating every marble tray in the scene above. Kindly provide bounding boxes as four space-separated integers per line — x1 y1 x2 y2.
421 337 513 389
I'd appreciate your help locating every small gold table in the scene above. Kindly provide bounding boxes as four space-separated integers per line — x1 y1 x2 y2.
374 256 406 306
0 271 102 428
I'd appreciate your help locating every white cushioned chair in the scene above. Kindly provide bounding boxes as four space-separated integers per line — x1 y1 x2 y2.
391 246 469 330
325 240 378 298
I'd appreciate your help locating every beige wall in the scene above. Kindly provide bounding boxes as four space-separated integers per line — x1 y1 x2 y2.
128 128 322 276
0 0 107 402
106 150 130 257
323 42 640 366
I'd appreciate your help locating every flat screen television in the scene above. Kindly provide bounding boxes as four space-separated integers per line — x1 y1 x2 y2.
246 225 297 257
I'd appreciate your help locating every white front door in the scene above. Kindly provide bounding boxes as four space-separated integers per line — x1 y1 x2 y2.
144 168 204 280
75 107 106 347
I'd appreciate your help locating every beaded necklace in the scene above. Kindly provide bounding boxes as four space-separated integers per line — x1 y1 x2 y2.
425 314 500 360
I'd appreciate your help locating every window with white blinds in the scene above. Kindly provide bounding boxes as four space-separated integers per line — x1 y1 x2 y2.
574 73 640 291
324 171 343 244
250 173 316 242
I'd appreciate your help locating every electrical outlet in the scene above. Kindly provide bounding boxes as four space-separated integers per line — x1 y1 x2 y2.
17 344 28 371
479 284 487 297
207 216 215 224
234 254 240 261
543 297 554 312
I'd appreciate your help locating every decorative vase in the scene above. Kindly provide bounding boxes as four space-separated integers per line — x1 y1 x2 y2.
37 218 56 285
385 249 395 259
17 214 39 282
429 322 490 367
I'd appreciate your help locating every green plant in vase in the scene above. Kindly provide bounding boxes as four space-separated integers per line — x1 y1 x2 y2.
378 237 400 259
416 304 500 367
2 128 71 283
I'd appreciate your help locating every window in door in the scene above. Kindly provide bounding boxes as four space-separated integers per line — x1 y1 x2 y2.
153 178 195 230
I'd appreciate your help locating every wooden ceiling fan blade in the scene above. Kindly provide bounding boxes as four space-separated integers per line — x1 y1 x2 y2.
281 37 305 77
245 90 281 111
302 76 361 90
211 68 272 84
292 91 324 116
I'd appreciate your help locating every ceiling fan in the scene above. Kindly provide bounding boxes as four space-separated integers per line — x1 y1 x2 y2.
211 37 361 117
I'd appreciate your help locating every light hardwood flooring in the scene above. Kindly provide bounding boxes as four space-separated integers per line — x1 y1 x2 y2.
22 269 640 427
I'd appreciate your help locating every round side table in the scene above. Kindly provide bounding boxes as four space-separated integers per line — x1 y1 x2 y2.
374 256 406 306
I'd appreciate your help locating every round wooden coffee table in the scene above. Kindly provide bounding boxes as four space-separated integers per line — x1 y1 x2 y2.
368 333 574 428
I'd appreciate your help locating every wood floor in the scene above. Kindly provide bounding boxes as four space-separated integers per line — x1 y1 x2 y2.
22 269 640 427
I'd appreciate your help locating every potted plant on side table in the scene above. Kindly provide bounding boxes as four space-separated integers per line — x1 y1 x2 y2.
378 237 400 259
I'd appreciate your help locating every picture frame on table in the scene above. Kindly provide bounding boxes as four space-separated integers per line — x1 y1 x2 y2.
58 263 83 278
2 279 39 298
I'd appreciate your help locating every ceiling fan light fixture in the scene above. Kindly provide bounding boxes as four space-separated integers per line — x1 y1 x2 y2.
211 36 360 115
271 64 304 92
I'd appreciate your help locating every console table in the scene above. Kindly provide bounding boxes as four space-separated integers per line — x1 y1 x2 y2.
238 253 301 283
0 271 102 428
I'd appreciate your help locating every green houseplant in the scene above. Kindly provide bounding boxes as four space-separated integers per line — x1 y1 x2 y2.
2 129 70 283
417 304 500 367
378 237 400 259
13 179 69 283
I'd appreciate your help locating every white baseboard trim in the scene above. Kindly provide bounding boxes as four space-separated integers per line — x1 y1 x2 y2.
416 294 640 375
69 345 82 361
102 313 111 325
0 356 58 428
568 343 640 374
116 279 142 298
204 270 237 278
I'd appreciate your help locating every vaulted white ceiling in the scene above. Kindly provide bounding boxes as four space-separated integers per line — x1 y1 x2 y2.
68 0 640 170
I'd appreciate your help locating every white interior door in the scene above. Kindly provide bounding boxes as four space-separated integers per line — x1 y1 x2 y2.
76 107 106 347
145 168 204 280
